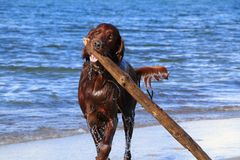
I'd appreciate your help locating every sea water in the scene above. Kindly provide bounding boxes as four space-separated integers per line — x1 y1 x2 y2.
0 0 240 145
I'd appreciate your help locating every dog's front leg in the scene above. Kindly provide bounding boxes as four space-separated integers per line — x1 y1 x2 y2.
90 124 104 152
96 117 118 160
86 111 105 155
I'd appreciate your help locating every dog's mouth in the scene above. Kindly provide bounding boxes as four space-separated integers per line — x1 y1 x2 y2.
89 54 98 63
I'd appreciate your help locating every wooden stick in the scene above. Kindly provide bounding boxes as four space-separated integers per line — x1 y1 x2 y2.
86 45 211 160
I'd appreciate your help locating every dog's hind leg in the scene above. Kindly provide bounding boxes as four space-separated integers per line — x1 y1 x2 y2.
122 115 134 160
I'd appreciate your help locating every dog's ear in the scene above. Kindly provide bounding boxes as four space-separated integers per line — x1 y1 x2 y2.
116 38 124 63
86 28 95 39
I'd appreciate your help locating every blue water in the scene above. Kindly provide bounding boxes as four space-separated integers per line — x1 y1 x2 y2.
0 0 240 145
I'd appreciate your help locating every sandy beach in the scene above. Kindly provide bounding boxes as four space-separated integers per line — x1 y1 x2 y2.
0 118 240 160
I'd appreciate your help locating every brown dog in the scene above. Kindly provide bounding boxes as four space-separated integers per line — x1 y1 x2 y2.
78 23 168 160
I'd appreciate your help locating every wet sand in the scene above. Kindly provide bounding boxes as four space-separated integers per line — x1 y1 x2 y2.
0 118 239 160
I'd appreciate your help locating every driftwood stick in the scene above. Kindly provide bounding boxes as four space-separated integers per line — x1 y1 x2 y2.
86 45 211 160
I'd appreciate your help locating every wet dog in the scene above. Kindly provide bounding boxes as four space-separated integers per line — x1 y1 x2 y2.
78 23 168 160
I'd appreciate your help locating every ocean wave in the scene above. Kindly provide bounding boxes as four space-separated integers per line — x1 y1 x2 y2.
135 105 240 115
166 105 240 114
1 105 239 146
0 127 86 146
43 44 67 49
0 65 80 73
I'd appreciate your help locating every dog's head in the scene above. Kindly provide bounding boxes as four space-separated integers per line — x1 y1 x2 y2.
83 23 124 64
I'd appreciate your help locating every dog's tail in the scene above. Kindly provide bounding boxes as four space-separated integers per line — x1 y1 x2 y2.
135 66 169 90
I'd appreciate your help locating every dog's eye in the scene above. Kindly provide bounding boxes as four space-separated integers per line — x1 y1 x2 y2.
108 35 113 41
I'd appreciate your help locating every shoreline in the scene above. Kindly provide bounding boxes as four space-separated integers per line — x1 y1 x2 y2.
0 118 240 160
226 158 240 160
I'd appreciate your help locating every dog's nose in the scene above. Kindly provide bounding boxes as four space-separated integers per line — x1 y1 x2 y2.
94 40 102 50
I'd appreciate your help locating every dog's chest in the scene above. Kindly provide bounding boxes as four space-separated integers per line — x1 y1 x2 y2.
79 69 117 104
